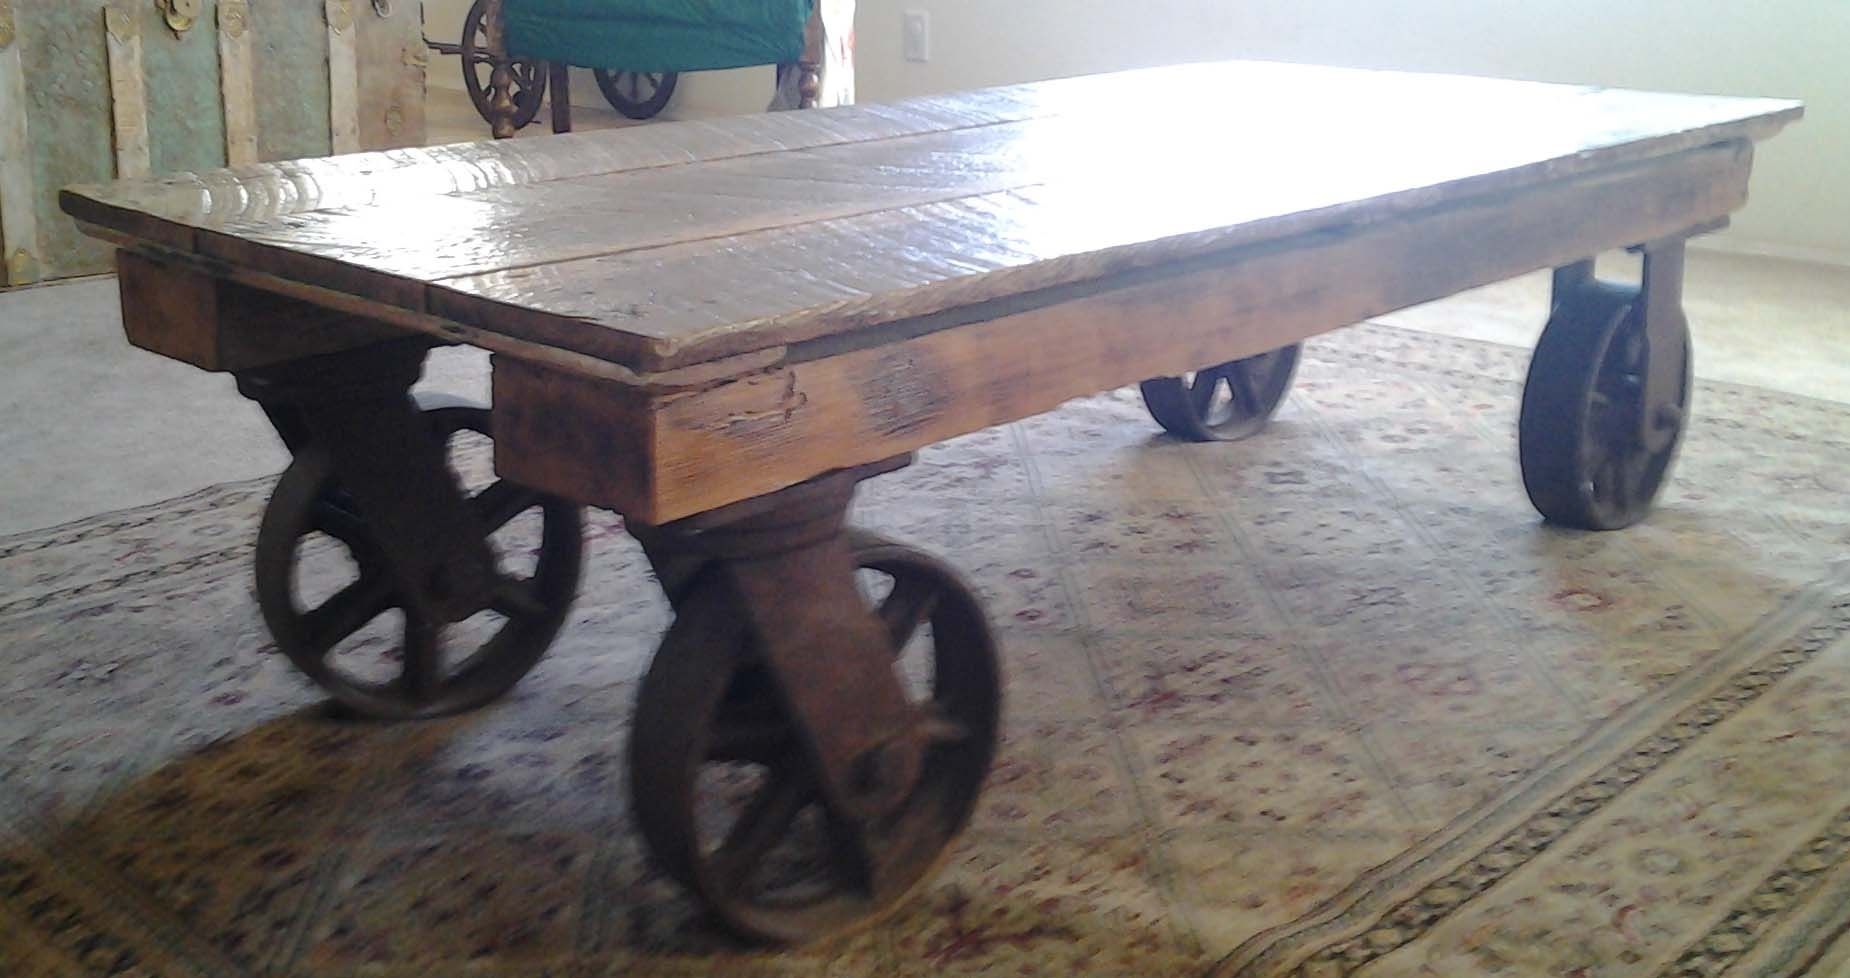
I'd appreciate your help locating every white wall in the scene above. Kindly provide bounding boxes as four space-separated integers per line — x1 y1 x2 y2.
857 1 1848 262
421 0 1848 260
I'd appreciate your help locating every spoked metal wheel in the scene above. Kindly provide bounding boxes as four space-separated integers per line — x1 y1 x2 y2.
254 398 584 720
460 0 547 129
1519 280 1692 530
593 69 678 120
629 529 1000 944
1140 344 1302 441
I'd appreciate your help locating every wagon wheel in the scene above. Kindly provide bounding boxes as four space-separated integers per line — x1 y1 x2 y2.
629 529 1000 944
1519 279 1692 530
460 0 547 129
593 69 679 120
254 397 584 720
1140 344 1302 441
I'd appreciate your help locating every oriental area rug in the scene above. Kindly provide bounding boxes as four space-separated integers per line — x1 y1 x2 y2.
2 323 1847 978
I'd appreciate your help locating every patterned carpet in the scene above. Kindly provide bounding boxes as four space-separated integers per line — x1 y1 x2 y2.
2 322 1847 977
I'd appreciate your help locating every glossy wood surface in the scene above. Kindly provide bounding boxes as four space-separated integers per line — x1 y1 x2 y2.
66 60 1800 372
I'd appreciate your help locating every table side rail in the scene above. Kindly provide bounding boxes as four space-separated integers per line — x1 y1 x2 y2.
491 138 1756 523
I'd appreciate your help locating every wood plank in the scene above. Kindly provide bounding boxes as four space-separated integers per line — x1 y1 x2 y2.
325 0 361 154
354 0 427 150
103 1 151 179
62 61 1801 245
249 0 333 162
217 0 259 166
116 247 404 370
14 0 117 281
58 70 1068 241
429 87 1795 371
492 140 1754 522
194 124 1043 290
0 0 38 285
216 68 1799 368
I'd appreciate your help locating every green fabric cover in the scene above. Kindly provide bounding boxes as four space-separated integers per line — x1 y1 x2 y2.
505 0 814 73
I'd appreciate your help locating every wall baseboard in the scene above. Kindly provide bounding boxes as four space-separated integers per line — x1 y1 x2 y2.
1692 234 1850 270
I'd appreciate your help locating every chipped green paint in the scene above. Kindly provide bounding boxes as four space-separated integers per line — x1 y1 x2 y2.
16 0 114 281
139 0 227 176
250 0 333 162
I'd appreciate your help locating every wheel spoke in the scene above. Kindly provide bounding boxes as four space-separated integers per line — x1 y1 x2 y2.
1187 368 1224 417
487 575 548 619
626 72 640 100
311 499 369 549
877 575 941 652
302 574 396 659
710 767 813 891
708 720 794 764
823 806 890 898
1226 359 1265 415
472 480 540 532
400 614 443 699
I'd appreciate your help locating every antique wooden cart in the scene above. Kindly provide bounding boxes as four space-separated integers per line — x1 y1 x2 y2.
429 0 854 136
62 62 1800 942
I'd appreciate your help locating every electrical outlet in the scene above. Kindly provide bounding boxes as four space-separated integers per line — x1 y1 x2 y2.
904 10 930 63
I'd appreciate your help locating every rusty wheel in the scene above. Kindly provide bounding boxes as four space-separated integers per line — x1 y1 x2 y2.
629 530 1000 944
1519 280 1692 530
1140 344 1301 441
254 397 583 720
593 69 678 120
461 0 547 129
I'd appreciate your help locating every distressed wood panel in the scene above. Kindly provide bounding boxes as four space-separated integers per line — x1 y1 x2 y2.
138 0 228 176
490 141 1756 522
51 72 1188 240
64 61 1801 364
325 0 359 154
16 0 115 281
353 0 426 150
248 0 331 162
217 0 257 166
102 2 151 178
117 247 399 370
0 0 39 285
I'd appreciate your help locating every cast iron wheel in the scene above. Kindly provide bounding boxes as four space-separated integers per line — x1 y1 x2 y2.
461 0 547 129
253 397 584 720
628 529 1001 944
1519 279 1692 530
593 69 678 120
1140 344 1302 441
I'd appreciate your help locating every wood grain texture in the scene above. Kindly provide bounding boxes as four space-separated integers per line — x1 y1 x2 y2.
491 140 1756 522
138 0 227 177
14 0 117 282
0 7 37 285
103 2 151 179
354 0 426 151
249 0 332 162
325 0 360 154
117 247 400 370
63 61 1801 371
217 0 257 166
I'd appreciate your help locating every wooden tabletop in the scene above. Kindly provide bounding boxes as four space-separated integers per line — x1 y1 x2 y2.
63 60 1801 375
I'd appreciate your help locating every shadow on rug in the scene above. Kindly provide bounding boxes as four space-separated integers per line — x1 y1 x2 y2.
2 323 1846 977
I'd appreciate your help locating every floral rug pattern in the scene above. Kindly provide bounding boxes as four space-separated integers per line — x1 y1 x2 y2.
2 322 1847 977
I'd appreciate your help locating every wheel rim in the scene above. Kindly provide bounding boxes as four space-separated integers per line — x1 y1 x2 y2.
1575 302 1691 527
461 0 547 128
1519 279 1693 531
594 69 677 119
253 406 583 720
629 530 999 943
1142 343 1301 441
